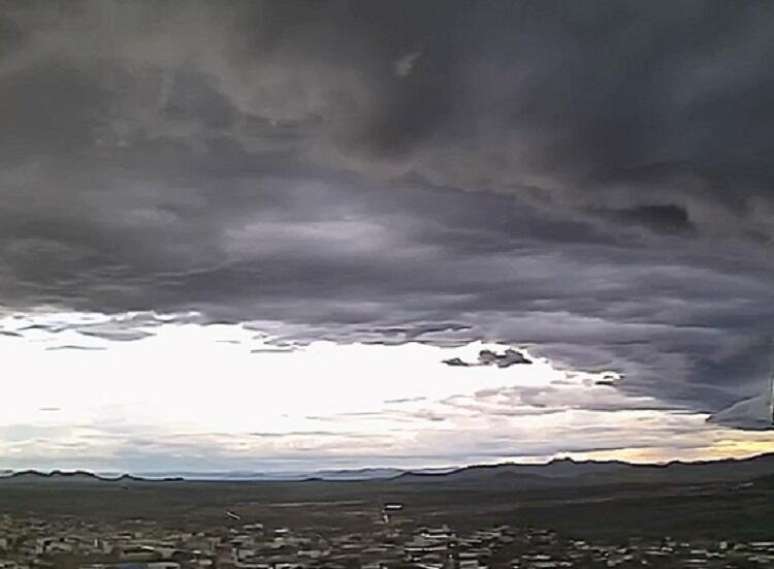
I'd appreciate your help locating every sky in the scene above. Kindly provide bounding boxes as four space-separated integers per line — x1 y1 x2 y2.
0 0 772 473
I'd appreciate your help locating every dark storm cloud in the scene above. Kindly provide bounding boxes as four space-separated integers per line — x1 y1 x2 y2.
1 1 773 425
443 348 532 368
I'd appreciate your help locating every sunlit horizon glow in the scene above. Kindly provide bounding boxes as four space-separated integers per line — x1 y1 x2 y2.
1 310 771 474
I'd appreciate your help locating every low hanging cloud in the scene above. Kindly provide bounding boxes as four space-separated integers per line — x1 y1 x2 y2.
0 0 772 432
45 345 107 352
443 348 532 368
707 380 774 431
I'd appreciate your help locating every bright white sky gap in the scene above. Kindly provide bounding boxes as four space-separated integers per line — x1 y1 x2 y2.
0 311 772 473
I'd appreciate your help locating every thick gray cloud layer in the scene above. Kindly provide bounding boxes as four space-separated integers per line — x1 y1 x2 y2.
1 1 774 421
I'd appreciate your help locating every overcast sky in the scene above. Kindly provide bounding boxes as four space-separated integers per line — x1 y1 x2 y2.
0 0 772 472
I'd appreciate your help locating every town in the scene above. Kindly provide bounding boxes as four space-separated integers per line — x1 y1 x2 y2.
1 511 772 569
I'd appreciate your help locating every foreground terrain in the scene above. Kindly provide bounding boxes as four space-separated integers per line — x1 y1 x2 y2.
0 456 773 568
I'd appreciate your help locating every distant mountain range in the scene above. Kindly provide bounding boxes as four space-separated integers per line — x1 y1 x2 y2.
0 467 422 483
127 466 455 481
136 467 424 481
393 454 774 488
0 470 182 483
3 454 774 487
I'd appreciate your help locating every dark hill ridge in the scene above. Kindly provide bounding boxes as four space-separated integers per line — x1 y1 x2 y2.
2 470 169 483
394 453 774 487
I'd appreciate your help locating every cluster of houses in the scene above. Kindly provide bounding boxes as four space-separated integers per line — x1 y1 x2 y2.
0 512 772 568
